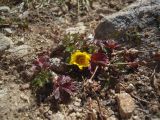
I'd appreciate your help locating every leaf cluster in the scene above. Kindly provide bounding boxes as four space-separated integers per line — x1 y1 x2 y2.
30 33 146 106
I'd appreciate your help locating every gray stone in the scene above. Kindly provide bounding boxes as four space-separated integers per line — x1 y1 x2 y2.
0 33 13 55
0 6 10 12
116 92 136 119
7 45 32 58
4 28 13 35
126 83 135 92
19 11 29 19
66 22 86 34
95 0 160 39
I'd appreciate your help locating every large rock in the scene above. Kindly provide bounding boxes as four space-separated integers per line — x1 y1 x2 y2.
95 0 160 39
116 92 136 119
0 33 13 55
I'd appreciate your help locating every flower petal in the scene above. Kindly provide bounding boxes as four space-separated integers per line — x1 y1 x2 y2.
70 50 91 70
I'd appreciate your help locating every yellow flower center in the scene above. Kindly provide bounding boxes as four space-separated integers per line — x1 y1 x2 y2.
70 50 91 70
75 55 86 65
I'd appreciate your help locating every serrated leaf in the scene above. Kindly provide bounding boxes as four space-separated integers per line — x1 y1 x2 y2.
32 70 52 89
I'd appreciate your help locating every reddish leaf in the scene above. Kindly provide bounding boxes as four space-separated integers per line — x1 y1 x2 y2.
153 52 160 61
127 62 139 69
33 54 51 70
90 52 109 72
53 75 76 100
104 40 119 50
91 52 109 66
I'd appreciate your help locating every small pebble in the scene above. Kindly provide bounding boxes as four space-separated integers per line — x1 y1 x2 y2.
19 83 30 90
110 89 115 95
76 112 82 118
133 115 140 120
4 28 13 35
126 83 135 92
20 93 30 103
75 97 81 102
0 81 3 85
48 110 52 115
70 112 76 117
147 86 153 92
74 101 81 107
68 104 74 111
108 115 117 120
76 108 83 112
116 92 136 119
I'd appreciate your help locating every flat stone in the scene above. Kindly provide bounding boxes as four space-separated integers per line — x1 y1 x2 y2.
0 33 13 55
4 28 13 35
7 45 32 58
66 22 86 34
19 11 29 19
0 6 10 12
116 92 135 119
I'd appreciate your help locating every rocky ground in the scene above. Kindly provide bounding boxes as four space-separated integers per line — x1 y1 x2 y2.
0 0 160 120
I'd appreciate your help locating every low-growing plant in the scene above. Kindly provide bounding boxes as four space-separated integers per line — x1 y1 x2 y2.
32 70 52 88
30 33 150 106
53 75 76 100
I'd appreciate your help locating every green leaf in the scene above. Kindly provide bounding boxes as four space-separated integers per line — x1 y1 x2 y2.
32 70 52 89
65 46 75 52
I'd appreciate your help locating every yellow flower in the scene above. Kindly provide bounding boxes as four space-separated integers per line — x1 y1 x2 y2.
70 50 91 70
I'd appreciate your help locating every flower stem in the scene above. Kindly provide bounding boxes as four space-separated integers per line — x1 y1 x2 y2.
89 66 99 81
